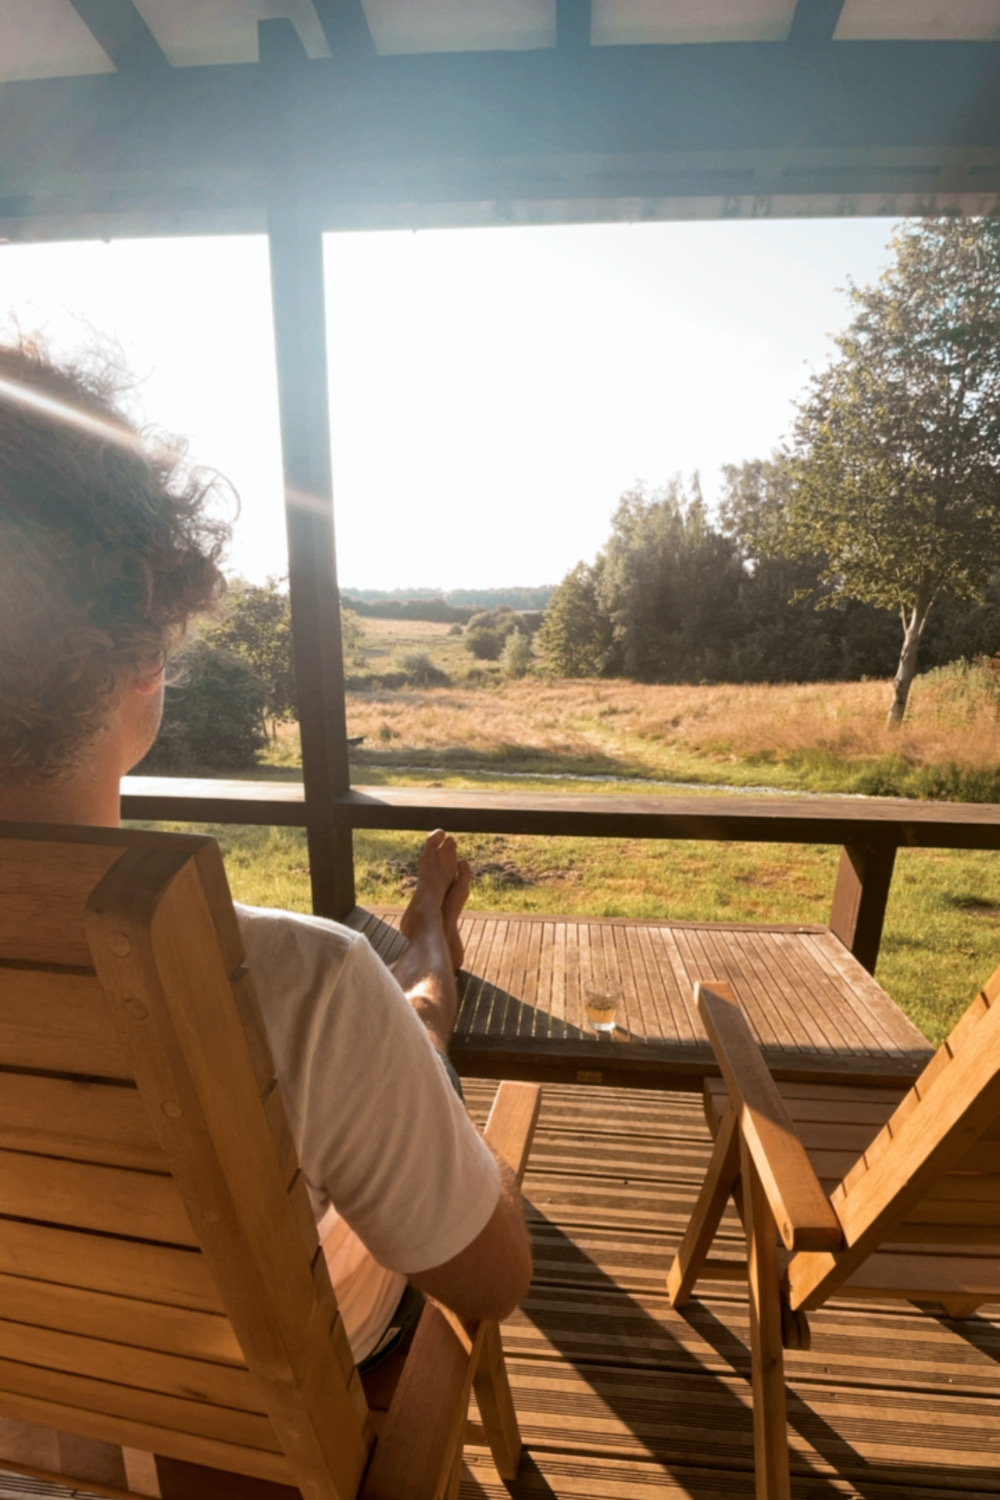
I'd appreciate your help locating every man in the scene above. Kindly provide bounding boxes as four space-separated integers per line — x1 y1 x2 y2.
0 337 531 1364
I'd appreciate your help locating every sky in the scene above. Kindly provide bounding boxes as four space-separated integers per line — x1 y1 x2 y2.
0 216 901 591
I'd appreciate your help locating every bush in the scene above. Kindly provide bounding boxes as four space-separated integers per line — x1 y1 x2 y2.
137 639 268 772
500 632 533 679
466 626 504 661
465 608 530 662
394 651 451 688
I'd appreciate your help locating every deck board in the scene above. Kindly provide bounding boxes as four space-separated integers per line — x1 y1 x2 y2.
354 910 933 1088
459 1080 1000 1500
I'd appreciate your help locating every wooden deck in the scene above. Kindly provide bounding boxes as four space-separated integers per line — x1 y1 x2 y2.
353 909 934 1090
459 1079 1000 1500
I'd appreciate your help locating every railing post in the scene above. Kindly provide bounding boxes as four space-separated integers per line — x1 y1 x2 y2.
267 200 356 919
829 844 896 974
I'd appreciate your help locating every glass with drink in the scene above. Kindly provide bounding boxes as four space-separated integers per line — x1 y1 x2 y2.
584 977 621 1035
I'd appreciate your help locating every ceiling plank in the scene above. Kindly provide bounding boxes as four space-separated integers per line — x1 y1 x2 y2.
310 0 375 58
557 0 592 49
65 0 170 75
788 0 848 43
258 18 309 66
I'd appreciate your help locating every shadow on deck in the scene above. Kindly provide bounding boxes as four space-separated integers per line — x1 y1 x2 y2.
461 1080 1000 1500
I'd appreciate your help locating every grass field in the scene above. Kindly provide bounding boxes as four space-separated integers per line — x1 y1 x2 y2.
148 624 1000 1046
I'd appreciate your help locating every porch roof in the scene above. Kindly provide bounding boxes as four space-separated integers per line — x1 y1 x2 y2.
2 1 1000 243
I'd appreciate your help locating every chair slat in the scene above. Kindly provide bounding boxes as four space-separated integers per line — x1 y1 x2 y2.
0 1356 282 1451
0 1074 163 1169
0 1323 264 1414
0 970 129 1077
0 1273 241 1364
0 1388 294 1485
0 1152 197 1246
0 840 124 966
0 1220 222 1313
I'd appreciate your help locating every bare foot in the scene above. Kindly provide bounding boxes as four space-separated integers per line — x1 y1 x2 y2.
399 830 457 940
442 858 471 972
398 833 470 973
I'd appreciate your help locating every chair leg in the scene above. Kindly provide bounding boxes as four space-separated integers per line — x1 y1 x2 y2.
442 1448 463 1500
472 1320 521 1480
742 1140 791 1500
667 1100 740 1306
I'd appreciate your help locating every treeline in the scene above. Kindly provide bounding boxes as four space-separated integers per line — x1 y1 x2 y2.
343 585 553 615
538 474 1000 684
342 595 473 624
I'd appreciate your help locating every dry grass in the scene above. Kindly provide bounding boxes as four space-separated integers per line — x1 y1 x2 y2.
341 670 1000 790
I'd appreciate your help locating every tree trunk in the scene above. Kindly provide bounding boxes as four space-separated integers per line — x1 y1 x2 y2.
886 601 931 729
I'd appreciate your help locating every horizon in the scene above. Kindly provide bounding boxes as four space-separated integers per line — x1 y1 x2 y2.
3 216 901 591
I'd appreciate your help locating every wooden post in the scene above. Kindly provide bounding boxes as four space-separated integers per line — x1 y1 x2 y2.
267 201 356 919
828 843 897 974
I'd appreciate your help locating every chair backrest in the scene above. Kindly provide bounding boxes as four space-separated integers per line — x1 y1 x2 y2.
0 823 371 1500
791 960 1000 1304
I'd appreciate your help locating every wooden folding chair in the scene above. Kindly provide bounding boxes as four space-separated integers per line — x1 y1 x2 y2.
0 823 541 1500
667 968 1000 1500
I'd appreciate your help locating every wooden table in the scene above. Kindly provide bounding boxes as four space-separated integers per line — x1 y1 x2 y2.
353 908 934 1092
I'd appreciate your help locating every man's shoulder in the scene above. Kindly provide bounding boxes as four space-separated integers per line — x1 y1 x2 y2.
234 902 376 993
234 901 363 952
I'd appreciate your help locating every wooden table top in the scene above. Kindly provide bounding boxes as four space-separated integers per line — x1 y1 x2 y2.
353 908 933 1091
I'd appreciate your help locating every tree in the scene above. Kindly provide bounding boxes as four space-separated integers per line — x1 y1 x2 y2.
138 639 267 772
538 561 612 677
210 577 297 736
790 218 1000 727
596 477 743 681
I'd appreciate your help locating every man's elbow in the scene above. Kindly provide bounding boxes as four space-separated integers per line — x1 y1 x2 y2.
407 1192 533 1324
473 1232 533 1323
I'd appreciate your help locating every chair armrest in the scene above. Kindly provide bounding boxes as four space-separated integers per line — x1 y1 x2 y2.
696 982 842 1253
483 1082 542 1187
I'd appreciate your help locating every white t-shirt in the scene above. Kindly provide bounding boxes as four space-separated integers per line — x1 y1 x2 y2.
235 904 501 1363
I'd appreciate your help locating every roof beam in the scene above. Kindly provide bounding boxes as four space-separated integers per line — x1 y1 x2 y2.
310 0 375 58
65 0 170 75
788 0 848 43
2 42 999 238
557 0 592 49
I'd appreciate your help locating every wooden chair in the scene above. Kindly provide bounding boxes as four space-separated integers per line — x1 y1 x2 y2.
667 969 1000 1500
0 823 541 1500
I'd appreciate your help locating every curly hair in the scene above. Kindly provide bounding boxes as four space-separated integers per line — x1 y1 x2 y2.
0 338 231 780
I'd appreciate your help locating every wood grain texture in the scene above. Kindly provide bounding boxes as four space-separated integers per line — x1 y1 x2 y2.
355 909 932 1090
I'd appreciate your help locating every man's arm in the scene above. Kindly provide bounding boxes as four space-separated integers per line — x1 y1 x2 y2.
405 1154 532 1323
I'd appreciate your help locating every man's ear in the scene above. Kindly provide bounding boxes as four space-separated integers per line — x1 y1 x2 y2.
132 662 166 695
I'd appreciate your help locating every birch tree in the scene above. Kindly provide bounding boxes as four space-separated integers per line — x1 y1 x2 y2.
790 218 1000 727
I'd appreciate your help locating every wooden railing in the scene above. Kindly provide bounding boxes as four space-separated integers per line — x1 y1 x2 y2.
121 777 1000 974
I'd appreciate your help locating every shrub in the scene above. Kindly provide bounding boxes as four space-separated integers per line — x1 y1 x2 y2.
394 651 451 688
500 632 533 679
138 639 268 772
466 626 504 661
